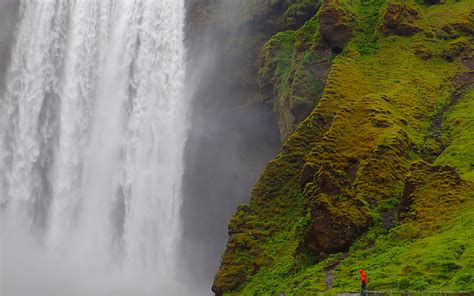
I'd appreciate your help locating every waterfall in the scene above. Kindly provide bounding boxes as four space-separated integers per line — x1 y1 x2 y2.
0 0 188 294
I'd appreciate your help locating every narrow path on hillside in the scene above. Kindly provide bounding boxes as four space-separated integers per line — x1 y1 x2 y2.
324 253 349 290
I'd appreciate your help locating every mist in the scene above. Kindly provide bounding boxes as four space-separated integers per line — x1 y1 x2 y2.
2 211 196 296
0 0 19 95
180 0 281 289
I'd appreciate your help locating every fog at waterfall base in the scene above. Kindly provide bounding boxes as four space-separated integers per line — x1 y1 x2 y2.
2 215 193 295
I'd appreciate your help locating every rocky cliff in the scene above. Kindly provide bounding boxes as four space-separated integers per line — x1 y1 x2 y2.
201 0 474 294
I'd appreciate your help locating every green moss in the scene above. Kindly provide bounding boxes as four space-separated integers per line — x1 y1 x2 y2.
348 0 386 54
441 36 474 61
418 0 474 38
214 0 474 294
259 31 296 98
285 0 322 29
259 12 333 140
435 89 474 182
333 205 474 292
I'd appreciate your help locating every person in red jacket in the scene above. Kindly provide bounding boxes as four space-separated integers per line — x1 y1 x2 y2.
359 269 368 296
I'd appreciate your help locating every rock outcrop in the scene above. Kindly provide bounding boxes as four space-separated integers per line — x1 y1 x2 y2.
380 0 422 36
319 0 353 52
304 194 370 258
441 37 474 61
258 0 355 141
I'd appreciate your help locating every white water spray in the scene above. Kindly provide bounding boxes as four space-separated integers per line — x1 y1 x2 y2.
1 0 188 294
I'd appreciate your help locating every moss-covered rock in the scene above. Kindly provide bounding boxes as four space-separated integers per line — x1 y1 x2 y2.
212 0 474 294
249 0 324 34
380 0 422 36
259 34 332 140
304 192 371 258
285 0 322 29
318 0 353 52
441 36 474 61
258 8 338 140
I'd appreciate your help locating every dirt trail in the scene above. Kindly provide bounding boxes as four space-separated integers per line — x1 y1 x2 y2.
324 253 349 290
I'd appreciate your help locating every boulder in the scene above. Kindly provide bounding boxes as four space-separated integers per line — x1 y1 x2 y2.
441 37 473 61
305 194 371 259
319 1 353 52
380 1 422 36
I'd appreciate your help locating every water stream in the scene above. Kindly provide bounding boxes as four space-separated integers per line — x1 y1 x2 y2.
0 0 188 294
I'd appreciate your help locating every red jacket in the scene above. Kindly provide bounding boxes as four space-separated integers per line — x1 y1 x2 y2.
360 270 367 284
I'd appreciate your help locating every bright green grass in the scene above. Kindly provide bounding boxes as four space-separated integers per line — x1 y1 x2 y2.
331 203 474 292
418 0 474 31
231 199 474 295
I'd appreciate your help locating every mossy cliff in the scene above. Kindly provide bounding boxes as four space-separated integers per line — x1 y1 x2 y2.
186 0 322 106
211 0 474 294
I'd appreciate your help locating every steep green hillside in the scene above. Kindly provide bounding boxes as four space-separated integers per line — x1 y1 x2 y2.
212 0 474 294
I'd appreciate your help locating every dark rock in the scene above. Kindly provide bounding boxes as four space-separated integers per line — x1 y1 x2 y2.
251 0 323 33
315 164 353 197
414 44 433 60
284 0 321 30
250 0 287 34
345 158 359 182
305 195 371 259
319 0 353 52
300 163 371 259
398 176 417 217
299 164 317 190
318 168 342 196
290 101 314 124
380 1 422 36
381 209 396 230
441 37 473 62
441 22 474 38
423 0 442 4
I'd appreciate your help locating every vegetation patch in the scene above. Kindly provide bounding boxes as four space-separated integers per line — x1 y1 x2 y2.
213 0 474 294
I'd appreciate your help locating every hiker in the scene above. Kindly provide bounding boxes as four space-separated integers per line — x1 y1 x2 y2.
359 269 368 296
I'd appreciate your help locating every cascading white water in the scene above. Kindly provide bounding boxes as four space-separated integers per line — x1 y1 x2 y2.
0 0 188 294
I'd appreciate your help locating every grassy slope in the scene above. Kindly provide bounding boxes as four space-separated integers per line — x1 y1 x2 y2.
332 84 474 291
214 0 474 294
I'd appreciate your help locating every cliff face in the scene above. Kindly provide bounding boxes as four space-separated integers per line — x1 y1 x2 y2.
187 0 326 141
209 0 474 294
